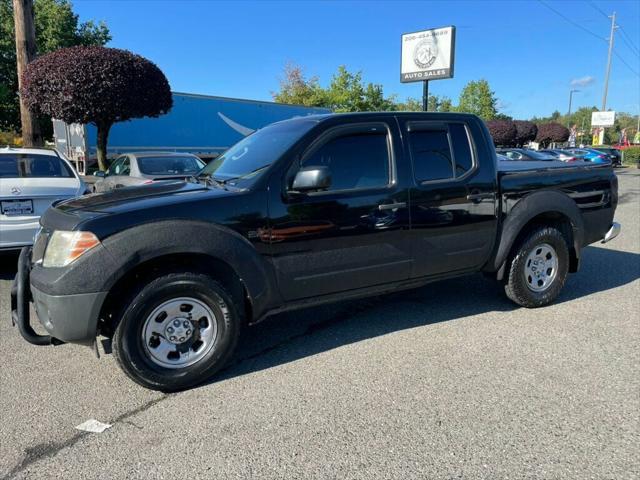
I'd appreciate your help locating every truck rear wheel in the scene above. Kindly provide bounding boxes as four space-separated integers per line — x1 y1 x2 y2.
112 272 240 391
504 226 569 308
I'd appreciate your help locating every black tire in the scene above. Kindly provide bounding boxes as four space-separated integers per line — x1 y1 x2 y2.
504 226 570 308
112 272 241 391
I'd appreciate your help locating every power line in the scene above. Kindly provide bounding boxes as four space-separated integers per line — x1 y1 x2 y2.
588 1 609 20
538 0 606 43
613 49 640 77
618 25 640 56
541 0 639 79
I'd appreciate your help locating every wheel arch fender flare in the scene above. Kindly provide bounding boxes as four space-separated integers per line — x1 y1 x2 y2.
488 190 584 273
99 220 279 319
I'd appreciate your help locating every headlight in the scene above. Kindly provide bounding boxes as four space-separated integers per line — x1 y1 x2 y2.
43 231 101 268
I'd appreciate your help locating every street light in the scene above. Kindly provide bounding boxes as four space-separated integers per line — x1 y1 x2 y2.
568 89 580 118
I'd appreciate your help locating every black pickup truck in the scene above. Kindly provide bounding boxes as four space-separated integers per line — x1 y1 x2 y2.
11 113 621 391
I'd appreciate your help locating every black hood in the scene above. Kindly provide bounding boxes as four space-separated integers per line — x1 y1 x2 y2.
40 180 241 237
56 180 210 213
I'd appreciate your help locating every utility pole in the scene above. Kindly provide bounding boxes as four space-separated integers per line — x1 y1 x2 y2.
601 11 617 111
567 89 579 124
13 0 42 147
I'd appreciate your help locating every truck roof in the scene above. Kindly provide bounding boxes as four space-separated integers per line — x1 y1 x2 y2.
275 111 481 127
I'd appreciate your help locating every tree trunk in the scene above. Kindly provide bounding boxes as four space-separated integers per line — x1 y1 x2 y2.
13 0 42 147
96 122 112 171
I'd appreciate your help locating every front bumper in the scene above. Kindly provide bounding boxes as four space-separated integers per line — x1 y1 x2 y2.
10 247 107 346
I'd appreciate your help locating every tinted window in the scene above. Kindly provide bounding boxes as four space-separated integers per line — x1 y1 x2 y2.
450 123 473 175
409 129 453 182
302 132 389 191
0 153 73 178
137 156 204 175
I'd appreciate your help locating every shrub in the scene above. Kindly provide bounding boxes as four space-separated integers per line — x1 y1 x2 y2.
486 119 517 147
535 123 569 147
621 146 640 166
513 120 537 146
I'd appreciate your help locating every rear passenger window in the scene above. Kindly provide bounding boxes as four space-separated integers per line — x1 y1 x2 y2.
302 131 390 191
450 123 473 175
409 130 454 182
409 123 475 183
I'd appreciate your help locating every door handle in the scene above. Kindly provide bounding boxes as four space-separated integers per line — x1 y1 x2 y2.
466 192 494 203
378 202 406 211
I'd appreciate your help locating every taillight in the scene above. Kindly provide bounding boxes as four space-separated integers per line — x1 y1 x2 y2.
143 180 154 184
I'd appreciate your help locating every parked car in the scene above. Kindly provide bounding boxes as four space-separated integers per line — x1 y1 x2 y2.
591 146 622 167
496 148 556 161
539 149 579 162
0 147 85 250
93 152 205 192
496 153 511 162
563 148 611 164
11 113 620 391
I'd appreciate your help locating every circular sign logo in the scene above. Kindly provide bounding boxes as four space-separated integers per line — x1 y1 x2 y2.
413 39 438 69
10 186 21 195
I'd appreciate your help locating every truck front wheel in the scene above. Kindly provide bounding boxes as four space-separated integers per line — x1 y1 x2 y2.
504 226 570 308
112 272 241 391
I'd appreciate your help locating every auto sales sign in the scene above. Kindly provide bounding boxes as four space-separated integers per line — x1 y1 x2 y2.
401 26 456 83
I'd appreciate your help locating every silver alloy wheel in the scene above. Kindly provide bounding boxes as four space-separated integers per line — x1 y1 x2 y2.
142 297 218 369
523 243 558 292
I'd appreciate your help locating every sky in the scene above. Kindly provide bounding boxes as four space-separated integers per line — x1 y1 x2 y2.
74 0 640 120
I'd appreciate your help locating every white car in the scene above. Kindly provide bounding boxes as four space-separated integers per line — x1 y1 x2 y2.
0 147 86 250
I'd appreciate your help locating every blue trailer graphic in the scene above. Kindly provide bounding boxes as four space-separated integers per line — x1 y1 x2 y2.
53 92 330 173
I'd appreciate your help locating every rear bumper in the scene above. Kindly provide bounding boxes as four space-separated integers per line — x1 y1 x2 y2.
10 247 107 346
0 219 39 249
601 222 621 243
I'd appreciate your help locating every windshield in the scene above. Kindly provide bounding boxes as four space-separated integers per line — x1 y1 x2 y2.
138 156 204 175
199 119 316 186
0 153 74 178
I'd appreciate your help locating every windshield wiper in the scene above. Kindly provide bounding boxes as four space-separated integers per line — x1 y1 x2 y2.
221 164 271 185
194 173 226 188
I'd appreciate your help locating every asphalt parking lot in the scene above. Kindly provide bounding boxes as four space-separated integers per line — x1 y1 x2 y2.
1 170 638 479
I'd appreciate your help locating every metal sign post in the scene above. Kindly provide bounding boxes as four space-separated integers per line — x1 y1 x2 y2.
401 25 456 111
423 81 429 111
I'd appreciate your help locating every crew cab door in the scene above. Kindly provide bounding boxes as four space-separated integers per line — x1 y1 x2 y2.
399 118 498 277
267 118 412 301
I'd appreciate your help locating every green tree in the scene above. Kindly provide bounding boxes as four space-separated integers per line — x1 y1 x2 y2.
457 79 497 120
0 0 110 133
273 64 396 112
271 63 327 107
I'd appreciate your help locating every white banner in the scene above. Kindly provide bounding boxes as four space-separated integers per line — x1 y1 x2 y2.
591 111 616 127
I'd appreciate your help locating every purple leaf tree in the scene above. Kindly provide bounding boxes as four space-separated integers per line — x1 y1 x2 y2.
513 120 538 147
21 46 172 171
535 123 570 148
486 119 517 147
